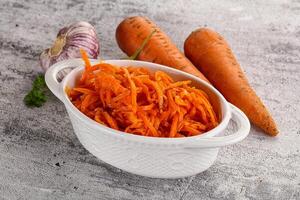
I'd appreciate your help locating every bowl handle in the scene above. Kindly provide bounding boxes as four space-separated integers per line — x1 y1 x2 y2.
45 59 83 102
184 103 250 149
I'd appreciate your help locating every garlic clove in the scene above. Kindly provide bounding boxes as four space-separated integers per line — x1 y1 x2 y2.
40 49 52 72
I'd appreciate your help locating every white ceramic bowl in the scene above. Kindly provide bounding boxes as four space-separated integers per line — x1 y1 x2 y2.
45 58 250 179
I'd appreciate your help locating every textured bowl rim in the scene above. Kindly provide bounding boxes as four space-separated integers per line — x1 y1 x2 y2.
59 59 231 145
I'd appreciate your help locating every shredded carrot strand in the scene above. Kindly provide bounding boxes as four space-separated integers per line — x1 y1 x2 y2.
169 113 179 137
138 111 158 137
123 68 137 113
103 111 119 130
165 80 191 90
73 88 97 95
80 49 91 68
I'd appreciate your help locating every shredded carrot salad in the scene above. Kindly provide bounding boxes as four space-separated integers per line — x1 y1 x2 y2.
67 49 219 137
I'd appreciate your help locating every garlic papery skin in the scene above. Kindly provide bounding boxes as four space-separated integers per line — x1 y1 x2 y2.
40 21 100 80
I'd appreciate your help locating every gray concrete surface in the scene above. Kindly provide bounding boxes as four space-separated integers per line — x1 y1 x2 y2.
0 0 300 199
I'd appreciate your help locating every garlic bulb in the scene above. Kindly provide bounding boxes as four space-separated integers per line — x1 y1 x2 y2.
40 21 100 80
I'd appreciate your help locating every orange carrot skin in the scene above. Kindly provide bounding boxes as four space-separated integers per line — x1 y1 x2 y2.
184 28 278 136
116 16 209 83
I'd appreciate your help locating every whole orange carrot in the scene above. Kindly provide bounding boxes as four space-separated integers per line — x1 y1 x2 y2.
184 28 278 136
116 16 209 83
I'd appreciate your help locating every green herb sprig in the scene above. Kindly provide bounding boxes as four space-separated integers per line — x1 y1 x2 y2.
24 75 48 107
127 30 156 60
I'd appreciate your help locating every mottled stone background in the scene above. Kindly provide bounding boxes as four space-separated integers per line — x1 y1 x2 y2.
0 0 299 199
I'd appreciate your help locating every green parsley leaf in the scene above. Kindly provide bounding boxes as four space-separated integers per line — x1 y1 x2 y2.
24 75 48 107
